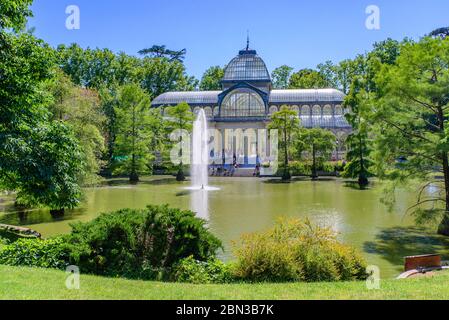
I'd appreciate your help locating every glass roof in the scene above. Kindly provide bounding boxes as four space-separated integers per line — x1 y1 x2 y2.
270 89 345 103
152 91 221 106
222 49 271 82
151 89 345 106
300 115 351 129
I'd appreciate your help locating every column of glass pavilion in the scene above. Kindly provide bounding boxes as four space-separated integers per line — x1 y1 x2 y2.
152 46 351 167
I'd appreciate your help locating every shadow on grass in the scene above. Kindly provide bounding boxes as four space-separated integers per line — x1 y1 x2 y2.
364 226 449 266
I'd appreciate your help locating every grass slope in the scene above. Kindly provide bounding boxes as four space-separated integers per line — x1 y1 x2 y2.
1 265 449 300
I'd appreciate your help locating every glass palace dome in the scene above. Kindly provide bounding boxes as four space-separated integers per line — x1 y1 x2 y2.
222 48 271 82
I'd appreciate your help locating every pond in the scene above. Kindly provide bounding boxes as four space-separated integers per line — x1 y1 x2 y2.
1 176 449 279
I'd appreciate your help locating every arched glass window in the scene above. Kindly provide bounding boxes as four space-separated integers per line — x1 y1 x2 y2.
301 105 310 116
204 107 213 118
269 105 278 115
323 105 332 116
312 105 322 116
221 89 266 118
335 105 343 115
291 105 300 115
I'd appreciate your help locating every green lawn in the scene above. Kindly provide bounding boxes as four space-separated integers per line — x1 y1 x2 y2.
1 265 449 300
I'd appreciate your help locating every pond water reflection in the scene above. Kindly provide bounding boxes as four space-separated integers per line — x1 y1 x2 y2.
1 176 448 278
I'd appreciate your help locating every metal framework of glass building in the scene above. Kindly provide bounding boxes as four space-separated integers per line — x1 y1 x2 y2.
152 46 351 165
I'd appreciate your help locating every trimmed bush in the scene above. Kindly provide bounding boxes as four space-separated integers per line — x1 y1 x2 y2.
171 256 232 284
233 219 367 283
65 205 222 279
0 237 70 269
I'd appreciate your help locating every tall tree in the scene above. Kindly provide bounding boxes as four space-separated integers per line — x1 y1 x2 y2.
342 79 373 187
342 39 401 187
334 57 366 94
138 45 187 62
268 106 300 181
370 38 401 65
199 66 224 90
271 65 293 89
317 61 338 89
165 102 194 181
0 30 84 213
45 69 106 186
139 57 198 98
113 84 153 182
371 37 449 235
14 122 84 214
289 69 329 89
295 128 336 180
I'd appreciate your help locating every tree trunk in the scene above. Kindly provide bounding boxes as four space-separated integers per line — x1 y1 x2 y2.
311 144 318 180
176 131 185 181
358 134 369 188
282 127 291 181
176 164 185 181
50 208 65 217
130 104 139 183
435 105 449 236
130 154 139 182
438 151 449 236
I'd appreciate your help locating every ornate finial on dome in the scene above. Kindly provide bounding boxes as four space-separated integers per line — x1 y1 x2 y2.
239 32 256 55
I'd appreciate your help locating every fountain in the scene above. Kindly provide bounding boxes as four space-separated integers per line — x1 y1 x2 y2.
187 110 219 220
187 109 219 191
191 109 209 190
187 109 218 219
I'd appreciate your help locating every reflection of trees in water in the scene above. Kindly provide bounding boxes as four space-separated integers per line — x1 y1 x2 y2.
0 208 84 227
364 226 449 266
104 178 178 187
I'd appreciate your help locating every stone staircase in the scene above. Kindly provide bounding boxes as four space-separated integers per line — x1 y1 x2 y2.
232 168 256 177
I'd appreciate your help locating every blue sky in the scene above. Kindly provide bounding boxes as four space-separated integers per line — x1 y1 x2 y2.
29 0 449 79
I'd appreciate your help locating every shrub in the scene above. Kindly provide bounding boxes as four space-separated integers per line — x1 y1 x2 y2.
66 205 222 279
233 219 367 283
0 237 70 269
172 256 233 284
276 161 341 177
232 231 303 282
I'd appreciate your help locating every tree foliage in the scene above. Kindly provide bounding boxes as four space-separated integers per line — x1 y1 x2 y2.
269 106 300 180
199 66 224 90
138 45 187 62
289 68 329 89
57 44 197 98
271 65 293 89
113 84 154 182
0 29 83 211
295 128 336 179
0 0 33 31
342 81 373 187
371 37 449 234
165 102 194 181
45 69 106 186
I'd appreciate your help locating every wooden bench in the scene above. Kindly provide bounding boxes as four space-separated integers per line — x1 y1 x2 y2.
404 254 441 271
